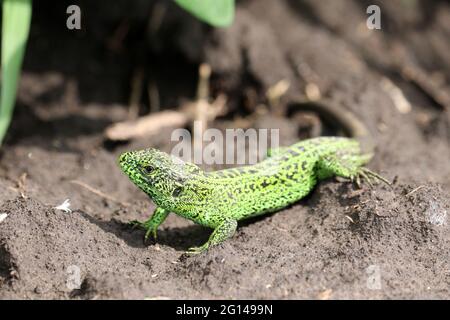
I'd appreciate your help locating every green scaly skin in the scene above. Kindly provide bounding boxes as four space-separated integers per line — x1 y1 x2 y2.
119 100 388 254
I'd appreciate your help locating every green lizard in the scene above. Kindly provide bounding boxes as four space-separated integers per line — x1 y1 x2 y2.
118 99 389 254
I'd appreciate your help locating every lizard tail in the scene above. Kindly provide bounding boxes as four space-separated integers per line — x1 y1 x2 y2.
287 98 375 155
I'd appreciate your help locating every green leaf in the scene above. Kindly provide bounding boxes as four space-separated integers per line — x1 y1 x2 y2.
0 0 32 145
174 0 234 27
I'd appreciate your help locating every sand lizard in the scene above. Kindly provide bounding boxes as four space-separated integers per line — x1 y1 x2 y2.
118 99 389 254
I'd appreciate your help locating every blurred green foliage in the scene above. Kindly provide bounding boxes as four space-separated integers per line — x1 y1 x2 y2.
0 0 234 145
0 0 32 145
175 0 235 27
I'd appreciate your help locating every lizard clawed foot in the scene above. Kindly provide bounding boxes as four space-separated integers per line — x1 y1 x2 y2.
128 220 158 241
128 220 145 229
361 167 391 186
186 243 209 255
144 228 158 242
354 167 391 188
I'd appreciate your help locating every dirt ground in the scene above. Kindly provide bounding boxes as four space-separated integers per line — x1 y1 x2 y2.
0 0 449 299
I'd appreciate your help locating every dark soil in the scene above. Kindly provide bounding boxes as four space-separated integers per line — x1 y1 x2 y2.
0 0 449 299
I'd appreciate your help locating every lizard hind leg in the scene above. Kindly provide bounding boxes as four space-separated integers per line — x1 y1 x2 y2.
186 218 238 254
316 153 390 187
316 152 366 181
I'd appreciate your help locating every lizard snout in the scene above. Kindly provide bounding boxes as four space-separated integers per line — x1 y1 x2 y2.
118 152 128 164
118 152 134 168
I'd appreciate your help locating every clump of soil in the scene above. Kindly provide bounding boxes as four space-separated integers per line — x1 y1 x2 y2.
0 0 449 299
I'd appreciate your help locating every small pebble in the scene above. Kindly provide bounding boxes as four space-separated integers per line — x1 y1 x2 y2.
0 213 8 223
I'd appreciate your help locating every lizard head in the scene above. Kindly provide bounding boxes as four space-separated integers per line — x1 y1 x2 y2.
118 148 201 209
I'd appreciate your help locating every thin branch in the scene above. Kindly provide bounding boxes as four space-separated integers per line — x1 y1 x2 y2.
70 180 130 207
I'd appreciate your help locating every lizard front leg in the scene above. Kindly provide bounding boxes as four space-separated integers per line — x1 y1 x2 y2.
129 207 169 241
187 218 238 254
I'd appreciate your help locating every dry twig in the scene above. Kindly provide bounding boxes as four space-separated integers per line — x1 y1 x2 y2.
71 180 130 207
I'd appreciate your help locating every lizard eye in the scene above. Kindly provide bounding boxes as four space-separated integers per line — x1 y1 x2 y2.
142 165 154 175
172 187 182 197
